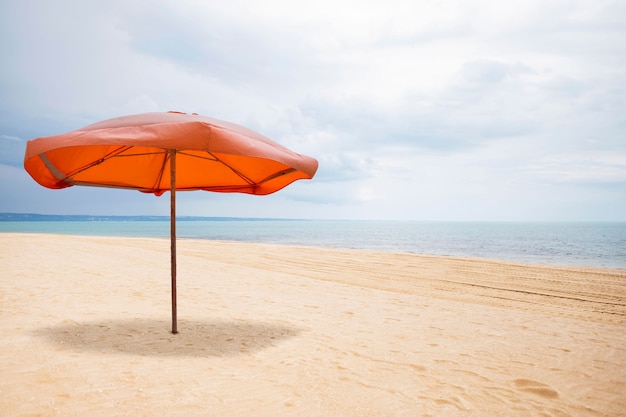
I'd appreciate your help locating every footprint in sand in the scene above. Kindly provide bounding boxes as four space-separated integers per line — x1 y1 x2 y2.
513 379 559 399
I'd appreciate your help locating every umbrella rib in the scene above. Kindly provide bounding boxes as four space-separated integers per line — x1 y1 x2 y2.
39 153 74 184
114 150 167 157
180 151 295 188
177 150 218 162
152 150 171 191
171 150 257 186
258 167 297 184
206 151 257 186
65 145 134 178
62 181 150 191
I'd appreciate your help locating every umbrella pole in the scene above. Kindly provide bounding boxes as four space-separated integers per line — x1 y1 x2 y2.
170 150 178 334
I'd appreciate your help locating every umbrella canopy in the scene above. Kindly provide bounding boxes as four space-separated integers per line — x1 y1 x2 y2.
24 111 317 195
24 111 318 333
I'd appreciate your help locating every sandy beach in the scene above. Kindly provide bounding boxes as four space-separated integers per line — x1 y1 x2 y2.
1 233 625 416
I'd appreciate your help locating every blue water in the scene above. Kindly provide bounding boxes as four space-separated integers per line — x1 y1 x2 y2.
1 219 625 269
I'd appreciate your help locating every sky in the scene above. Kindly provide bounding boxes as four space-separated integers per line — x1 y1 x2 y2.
1 0 625 221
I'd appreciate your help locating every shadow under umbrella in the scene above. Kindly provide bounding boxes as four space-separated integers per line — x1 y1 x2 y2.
32 318 303 357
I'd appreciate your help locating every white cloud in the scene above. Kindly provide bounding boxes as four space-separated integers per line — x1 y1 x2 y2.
0 0 624 220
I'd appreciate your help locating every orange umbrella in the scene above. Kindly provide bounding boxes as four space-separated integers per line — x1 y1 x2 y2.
24 111 318 333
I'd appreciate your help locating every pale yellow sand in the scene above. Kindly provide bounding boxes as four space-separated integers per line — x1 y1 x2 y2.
1 233 625 416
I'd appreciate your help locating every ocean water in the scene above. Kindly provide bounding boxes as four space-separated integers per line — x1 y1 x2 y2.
1 219 625 269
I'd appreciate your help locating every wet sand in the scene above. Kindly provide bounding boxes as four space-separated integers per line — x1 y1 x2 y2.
1 233 625 416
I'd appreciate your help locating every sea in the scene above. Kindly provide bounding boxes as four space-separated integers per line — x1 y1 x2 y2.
1 214 625 269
